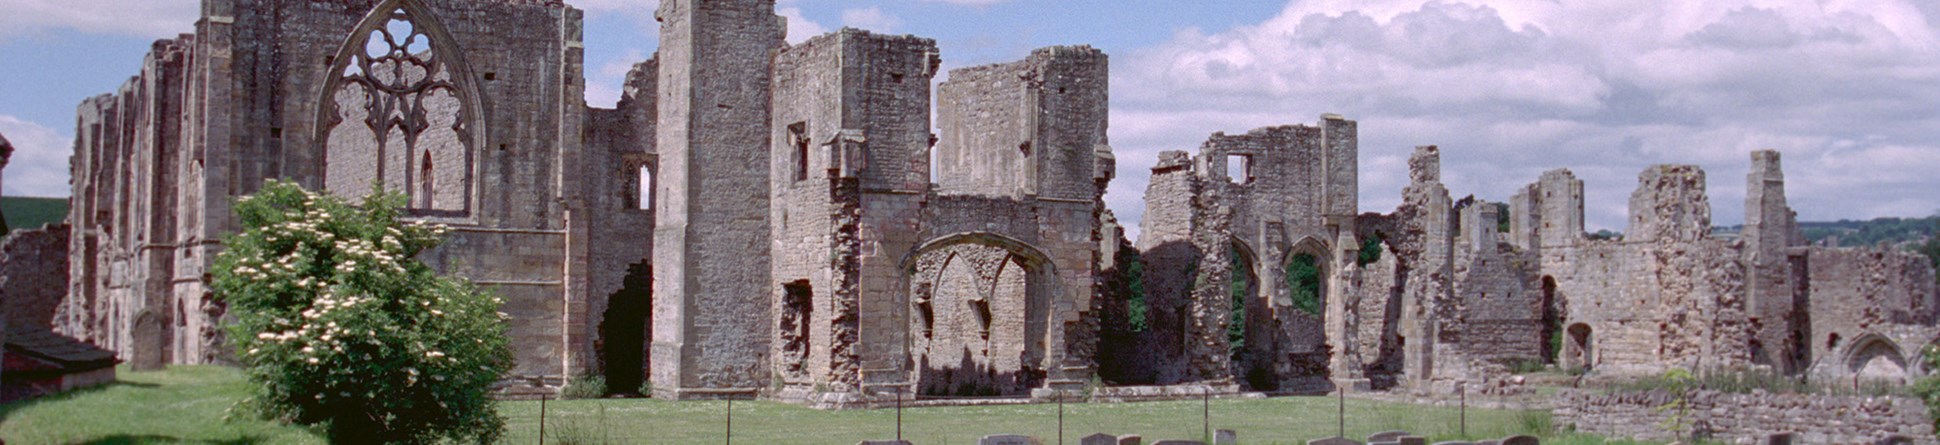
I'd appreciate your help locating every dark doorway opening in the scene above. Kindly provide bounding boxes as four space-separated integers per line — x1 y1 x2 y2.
601 261 652 396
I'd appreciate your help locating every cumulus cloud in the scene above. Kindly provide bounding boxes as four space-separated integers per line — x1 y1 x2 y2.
0 115 72 197
0 0 196 41
1107 0 1940 235
779 7 828 44
841 7 902 33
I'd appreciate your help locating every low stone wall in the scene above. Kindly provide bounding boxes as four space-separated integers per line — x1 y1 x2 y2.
1553 389 1936 444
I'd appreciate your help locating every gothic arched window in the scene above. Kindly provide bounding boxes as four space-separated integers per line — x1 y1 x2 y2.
321 3 475 215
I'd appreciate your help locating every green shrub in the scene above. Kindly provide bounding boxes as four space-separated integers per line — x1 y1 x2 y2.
214 181 515 444
560 374 609 400
1911 345 1940 431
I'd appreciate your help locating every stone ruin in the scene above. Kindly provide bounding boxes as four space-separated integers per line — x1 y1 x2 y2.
15 0 1938 406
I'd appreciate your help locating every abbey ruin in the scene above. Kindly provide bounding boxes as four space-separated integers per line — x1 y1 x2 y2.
1 0 1931 408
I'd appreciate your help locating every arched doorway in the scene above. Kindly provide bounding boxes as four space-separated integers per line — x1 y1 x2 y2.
600 261 651 396
1564 323 1593 371
1228 242 1270 390
1846 335 1908 382
904 234 1054 397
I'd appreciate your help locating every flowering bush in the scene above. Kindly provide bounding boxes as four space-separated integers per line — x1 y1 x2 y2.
214 181 514 444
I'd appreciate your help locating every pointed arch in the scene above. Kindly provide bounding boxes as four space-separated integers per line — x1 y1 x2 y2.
316 0 485 217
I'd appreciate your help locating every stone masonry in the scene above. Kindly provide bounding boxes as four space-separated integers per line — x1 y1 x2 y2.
21 0 1939 407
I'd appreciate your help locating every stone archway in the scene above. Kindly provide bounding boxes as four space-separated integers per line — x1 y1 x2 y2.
903 233 1055 397
1845 335 1908 382
599 261 651 395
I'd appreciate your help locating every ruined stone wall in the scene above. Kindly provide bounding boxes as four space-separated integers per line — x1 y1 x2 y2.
2 226 71 330
62 37 194 364
1802 246 1939 381
1443 202 1543 375
651 0 783 398
1554 389 1936 444
936 46 1109 202
69 0 593 381
1741 150 1804 372
768 29 939 402
574 58 657 384
1115 151 1199 385
1539 165 1752 376
0 131 11 230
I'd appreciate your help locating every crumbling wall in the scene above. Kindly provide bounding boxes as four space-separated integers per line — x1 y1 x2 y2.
1803 246 1940 381
2 225 71 329
575 58 658 389
1442 201 1544 377
1554 389 1937 444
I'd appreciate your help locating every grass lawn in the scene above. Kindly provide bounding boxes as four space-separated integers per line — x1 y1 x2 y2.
2 366 1681 445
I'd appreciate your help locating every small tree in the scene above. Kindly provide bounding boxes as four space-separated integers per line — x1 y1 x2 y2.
214 181 514 444
1912 345 1940 431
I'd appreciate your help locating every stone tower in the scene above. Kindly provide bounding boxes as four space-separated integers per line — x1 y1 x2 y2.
651 0 784 399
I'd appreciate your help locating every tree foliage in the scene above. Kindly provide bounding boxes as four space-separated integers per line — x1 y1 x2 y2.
1286 253 1323 317
213 181 514 444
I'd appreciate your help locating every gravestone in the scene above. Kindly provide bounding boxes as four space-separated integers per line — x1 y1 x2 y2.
1431 442 1475 445
1118 435 1144 445
1309 437 1361 445
1876 436 1913 445
130 309 166 371
858 441 911 445
1082 434 1118 445
1371 442 1399 445
1398 437 1428 445
1500 436 1539 445
1763 433 1795 445
1475 441 1499 445
1215 429 1237 445
980 434 1044 445
1368 431 1410 443
1151 441 1205 445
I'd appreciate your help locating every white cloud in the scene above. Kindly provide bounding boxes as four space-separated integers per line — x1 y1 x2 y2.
1106 0 1940 234
0 0 196 41
841 7 902 33
778 7 828 44
0 115 72 197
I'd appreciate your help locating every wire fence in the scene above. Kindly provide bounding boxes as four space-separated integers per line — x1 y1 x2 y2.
504 384 1554 445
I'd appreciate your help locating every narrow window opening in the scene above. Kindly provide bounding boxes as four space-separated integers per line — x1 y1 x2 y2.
484 72 497 81
636 164 653 210
915 283 935 340
417 150 434 209
789 122 809 182
969 298 992 341
890 73 905 83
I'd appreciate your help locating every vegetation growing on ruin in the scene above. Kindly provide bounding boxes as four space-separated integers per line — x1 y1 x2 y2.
1911 346 1940 431
0 196 67 232
212 181 514 444
1287 253 1323 316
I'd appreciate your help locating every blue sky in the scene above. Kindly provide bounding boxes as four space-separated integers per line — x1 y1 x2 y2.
4 0 1939 239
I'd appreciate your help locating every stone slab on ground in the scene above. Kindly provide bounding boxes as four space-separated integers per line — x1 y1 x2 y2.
980 434 1044 445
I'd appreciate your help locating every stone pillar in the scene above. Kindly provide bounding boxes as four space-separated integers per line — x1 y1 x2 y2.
1742 150 1799 372
650 0 782 400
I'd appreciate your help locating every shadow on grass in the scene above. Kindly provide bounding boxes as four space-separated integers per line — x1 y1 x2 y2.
0 381 166 426
66 434 266 445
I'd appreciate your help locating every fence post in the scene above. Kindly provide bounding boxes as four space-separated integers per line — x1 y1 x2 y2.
1459 383 1467 438
539 396 548 445
726 398 734 445
1203 388 1211 443
1058 390 1065 445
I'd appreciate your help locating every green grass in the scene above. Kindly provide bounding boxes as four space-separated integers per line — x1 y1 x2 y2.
0 365 324 444
2 365 1694 445
1 196 67 232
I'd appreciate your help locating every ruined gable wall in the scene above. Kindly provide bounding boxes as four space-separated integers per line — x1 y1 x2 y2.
1741 150 1803 371
1445 201 1544 372
1118 151 1199 384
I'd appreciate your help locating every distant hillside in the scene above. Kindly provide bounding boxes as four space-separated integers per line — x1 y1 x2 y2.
1 196 68 233
1716 215 1939 247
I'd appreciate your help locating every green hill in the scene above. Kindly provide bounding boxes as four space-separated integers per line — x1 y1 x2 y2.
1 196 68 232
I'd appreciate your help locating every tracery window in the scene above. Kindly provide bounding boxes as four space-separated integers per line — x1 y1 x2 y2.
322 5 472 215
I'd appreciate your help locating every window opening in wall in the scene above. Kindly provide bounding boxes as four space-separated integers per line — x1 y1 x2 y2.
1829 333 1842 350
781 280 813 376
1227 155 1252 184
636 164 652 210
1286 253 1323 316
417 150 434 209
789 122 809 182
